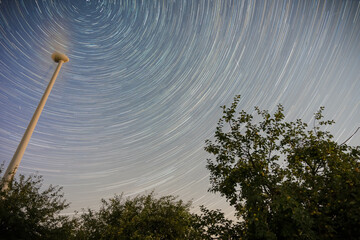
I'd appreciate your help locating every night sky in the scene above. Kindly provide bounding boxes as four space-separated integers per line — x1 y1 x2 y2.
1 0 359 216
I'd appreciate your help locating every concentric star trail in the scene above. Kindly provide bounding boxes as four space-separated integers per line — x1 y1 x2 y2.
1 0 359 216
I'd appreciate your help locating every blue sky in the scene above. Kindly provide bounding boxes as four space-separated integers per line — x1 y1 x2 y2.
1 0 359 216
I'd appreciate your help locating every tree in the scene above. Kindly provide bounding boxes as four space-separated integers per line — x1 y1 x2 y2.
0 167 74 240
192 206 243 240
74 192 199 240
205 95 360 239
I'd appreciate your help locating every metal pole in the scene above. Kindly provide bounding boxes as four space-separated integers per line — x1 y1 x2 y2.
2 52 69 191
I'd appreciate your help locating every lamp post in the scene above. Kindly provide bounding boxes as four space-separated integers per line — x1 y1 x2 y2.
1 52 69 191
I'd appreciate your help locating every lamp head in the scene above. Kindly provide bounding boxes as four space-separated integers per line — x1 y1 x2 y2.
52 52 69 63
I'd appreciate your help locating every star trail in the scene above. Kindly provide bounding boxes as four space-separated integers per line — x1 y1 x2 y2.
0 0 359 216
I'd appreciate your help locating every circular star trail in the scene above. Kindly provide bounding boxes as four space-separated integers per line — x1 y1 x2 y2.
1 0 359 216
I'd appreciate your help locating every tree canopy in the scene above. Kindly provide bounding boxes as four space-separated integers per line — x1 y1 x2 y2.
1 95 359 239
205 95 360 239
0 170 235 240
73 192 198 240
0 167 73 240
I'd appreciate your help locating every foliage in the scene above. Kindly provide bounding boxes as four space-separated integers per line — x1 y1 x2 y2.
2 95 358 239
0 167 73 240
205 95 360 239
193 205 243 240
73 192 199 240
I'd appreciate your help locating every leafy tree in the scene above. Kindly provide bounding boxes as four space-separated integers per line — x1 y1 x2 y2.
205 95 360 239
74 192 199 240
192 205 243 240
0 167 74 240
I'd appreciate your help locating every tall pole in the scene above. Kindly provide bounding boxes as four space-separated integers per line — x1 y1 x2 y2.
2 52 69 191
